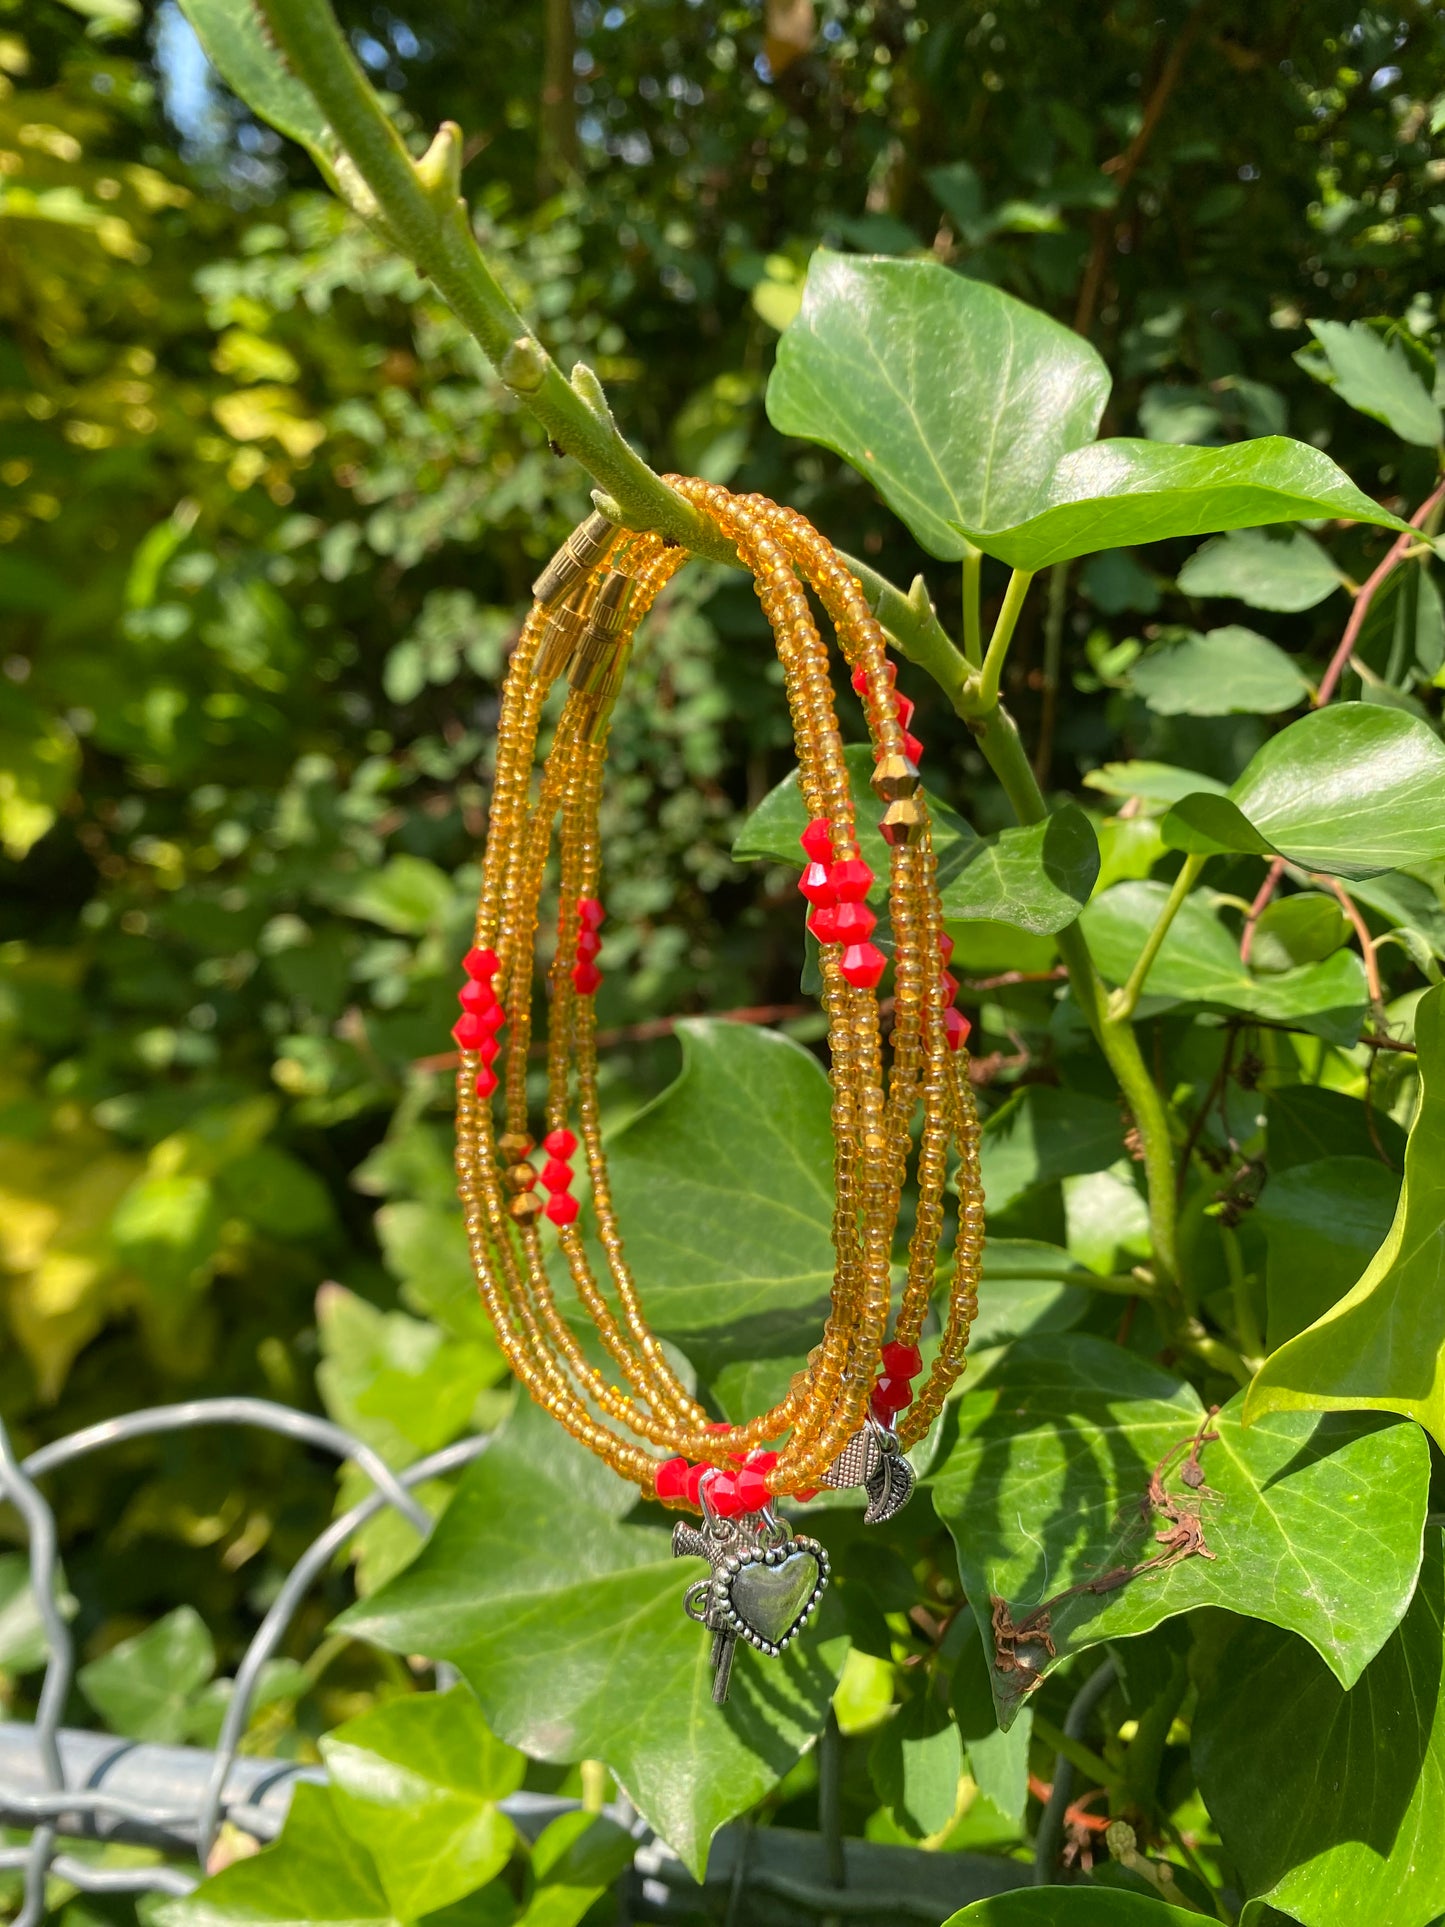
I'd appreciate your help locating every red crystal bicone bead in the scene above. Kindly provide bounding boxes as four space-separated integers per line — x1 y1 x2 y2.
463 946 500 981
545 1191 580 1226
745 1449 779 1473
707 1471 743 1517
871 1374 915 1416
832 901 877 942
540 1156 573 1192
734 1466 769 1511
881 1340 922 1379
683 1462 709 1506
577 898 605 931
452 1012 489 1050
800 819 833 862
893 692 915 729
576 929 602 961
809 903 844 943
903 730 925 764
458 979 495 1015
799 861 835 906
943 1006 972 1051
544 1128 578 1158
572 960 602 995
939 970 959 1008
830 856 874 902
474 1066 498 1098
937 933 955 965
841 941 886 989
655 1457 690 1502
477 1033 501 1066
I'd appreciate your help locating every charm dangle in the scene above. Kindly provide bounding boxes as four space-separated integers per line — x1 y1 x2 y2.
673 1485 829 1703
818 1415 915 1524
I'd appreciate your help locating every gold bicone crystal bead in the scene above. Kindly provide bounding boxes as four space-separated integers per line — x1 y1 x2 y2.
871 752 920 802
503 1162 538 1193
508 1190 544 1224
879 798 924 847
497 1132 534 1161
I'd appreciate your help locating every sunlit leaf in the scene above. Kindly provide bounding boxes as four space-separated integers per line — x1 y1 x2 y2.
339 1395 848 1879
1176 526 1342 611
1128 625 1310 718
1301 319 1443 447
1246 983 1445 1448
78 1605 215 1742
933 1335 1429 1723
939 806 1099 934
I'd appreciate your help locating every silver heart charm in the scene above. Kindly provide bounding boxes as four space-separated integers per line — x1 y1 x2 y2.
709 1535 830 1657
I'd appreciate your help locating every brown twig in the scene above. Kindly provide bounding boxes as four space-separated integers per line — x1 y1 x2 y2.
1315 873 1384 1011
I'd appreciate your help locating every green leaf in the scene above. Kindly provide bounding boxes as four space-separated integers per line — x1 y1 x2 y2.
594 1019 837 1357
1267 1083 1408 1172
1164 705 1445 880
316 1283 494 1463
939 806 1099 935
1082 761 1229 807
932 1335 1429 1722
1193 1533 1445 1927
1255 1157 1399 1349
950 436 1409 572
977 1088 1125 1214
0 683 80 861
1249 894 1350 973
1128 625 1310 718
0 1554 50 1674
78 1605 215 1742
942 1895 1202 1927
967 1242 1091 1349
177 0 334 172
765 254 1406 568
1176 526 1342 612
155 1783 399 1927
1303 319 1444 447
320 1686 522 1918
766 252 1110 562
516 1811 636 1927
1081 881 1368 1042
321 855 457 934
869 1692 963 1838
733 742 979 890
949 1615 1033 1824
1246 982 1445 1448
338 1395 848 1879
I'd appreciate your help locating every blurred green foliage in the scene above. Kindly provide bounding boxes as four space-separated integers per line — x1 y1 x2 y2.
3 0 1445 1918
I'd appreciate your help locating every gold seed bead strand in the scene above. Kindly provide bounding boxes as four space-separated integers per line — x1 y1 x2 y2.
679 484 891 1478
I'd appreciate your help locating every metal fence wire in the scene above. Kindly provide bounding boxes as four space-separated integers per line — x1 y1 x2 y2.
0 1399 1032 1926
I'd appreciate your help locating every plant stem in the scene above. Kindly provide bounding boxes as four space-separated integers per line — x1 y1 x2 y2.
1109 854 1207 1022
1033 560 1069 785
251 0 960 675
974 568 1035 712
965 703 1180 1288
1220 1225 1264 1371
961 547 983 669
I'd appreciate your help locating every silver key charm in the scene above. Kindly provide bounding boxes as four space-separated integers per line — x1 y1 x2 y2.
673 1505 829 1704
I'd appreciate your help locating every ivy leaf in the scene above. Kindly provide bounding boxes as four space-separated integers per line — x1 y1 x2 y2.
1248 894 1350 973
338 1395 848 1879
78 1605 215 1742
766 251 1110 562
516 1811 636 1927
155 1783 399 1927
1176 526 1342 612
320 1686 523 1919
950 436 1407 571
977 1088 1125 1214
941 1895 1203 1927
1246 982 1445 1448
1255 1157 1400 1349
1127 626 1311 718
1267 1083 1408 1171
932 1335 1429 1724
580 1019 838 1364
1082 762 1228 808
1081 881 1368 1043
0 1553 53 1674
1193 1533 1445 1927
1300 319 1444 447
1163 706 1445 880
869 1691 964 1838
766 255 1405 567
939 806 1100 934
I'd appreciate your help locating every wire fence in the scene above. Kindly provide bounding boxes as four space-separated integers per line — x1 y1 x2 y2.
0 1399 1032 1926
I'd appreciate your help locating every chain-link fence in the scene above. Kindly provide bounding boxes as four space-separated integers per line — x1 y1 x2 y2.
0 1400 1033 1926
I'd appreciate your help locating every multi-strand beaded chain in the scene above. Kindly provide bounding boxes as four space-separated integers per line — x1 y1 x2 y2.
452 482 984 1541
